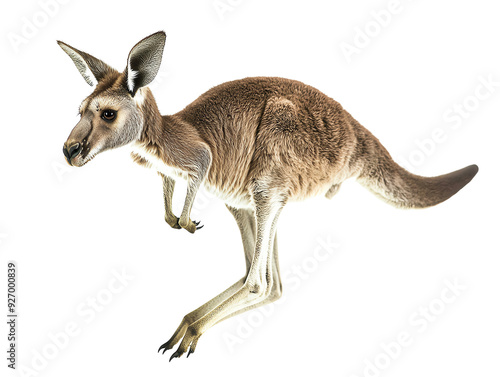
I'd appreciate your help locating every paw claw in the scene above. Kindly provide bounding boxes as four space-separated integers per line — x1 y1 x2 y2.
196 224 204 230
187 348 194 358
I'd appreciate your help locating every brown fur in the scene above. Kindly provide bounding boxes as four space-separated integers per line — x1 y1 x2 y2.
133 76 477 208
59 32 478 360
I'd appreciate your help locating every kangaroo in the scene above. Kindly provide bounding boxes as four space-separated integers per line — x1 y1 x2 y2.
58 31 478 360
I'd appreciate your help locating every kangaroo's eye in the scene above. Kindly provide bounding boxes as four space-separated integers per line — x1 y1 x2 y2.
101 110 116 121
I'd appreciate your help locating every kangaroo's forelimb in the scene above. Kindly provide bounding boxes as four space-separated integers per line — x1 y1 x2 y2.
162 175 181 229
159 145 211 233
178 175 205 233
162 174 204 232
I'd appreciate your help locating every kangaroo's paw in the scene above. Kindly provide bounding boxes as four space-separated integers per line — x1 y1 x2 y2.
165 214 181 229
178 218 204 234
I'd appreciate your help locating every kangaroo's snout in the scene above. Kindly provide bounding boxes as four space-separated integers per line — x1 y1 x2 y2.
63 141 82 165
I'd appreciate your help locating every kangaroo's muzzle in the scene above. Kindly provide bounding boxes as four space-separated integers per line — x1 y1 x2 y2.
63 141 83 165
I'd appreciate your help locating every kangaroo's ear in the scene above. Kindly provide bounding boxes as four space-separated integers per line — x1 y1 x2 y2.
57 41 116 86
125 31 166 96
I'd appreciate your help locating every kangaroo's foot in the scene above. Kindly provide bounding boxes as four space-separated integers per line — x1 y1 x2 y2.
158 318 202 361
165 323 203 361
158 317 190 356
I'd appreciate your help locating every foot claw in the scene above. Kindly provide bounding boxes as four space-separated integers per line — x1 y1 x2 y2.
169 350 182 362
158 340 175 354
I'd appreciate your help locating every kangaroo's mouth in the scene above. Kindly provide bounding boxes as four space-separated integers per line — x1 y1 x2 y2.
78 143 101 167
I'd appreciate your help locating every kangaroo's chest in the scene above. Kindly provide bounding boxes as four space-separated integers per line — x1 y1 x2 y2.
130 143 190 180
131 142 254 209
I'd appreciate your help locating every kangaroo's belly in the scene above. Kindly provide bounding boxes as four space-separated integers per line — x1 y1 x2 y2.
203 180 253 209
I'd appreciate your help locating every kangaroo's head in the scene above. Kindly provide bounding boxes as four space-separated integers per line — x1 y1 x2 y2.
58 31 166 167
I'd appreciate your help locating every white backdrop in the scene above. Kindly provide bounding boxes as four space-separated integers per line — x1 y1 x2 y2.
1 0 498 376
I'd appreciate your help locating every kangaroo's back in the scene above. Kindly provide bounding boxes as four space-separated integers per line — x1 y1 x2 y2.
175 77 358 202
174 76 477 207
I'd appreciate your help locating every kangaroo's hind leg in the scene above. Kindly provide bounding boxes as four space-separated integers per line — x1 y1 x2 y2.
166 185 286 360
183 232 283 357
220 206 283 321
158 206 257 355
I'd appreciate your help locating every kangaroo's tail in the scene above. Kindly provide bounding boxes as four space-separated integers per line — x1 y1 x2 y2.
352 122 478 209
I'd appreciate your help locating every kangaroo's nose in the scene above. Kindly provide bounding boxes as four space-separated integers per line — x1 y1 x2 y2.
63 142 82 163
